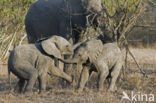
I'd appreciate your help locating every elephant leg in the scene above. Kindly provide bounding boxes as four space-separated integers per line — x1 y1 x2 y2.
54 58 59 67
14 78 26 93
88 66 96 81
78 65 89 92
61 55 73 88
106 73 111 87
97 63 109 91
108 62 122 92
38 74 46 93
59 60 64 71
50 66 72 83
24 69 38 93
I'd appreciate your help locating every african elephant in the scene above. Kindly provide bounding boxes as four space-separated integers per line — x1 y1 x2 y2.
63 39 123 92
8 36 79 93
25 0 103 43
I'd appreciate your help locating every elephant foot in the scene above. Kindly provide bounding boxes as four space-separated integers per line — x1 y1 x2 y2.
71 81 76 88
14 84 20 93
114 85 117 91
98 87 104 93
14 88 20 93
97 89 105 94
39 89 46 94
14 87 24 94
24 89 32 95
107 87 117 93
71 76 76 88
76 88 83 94
107 85 117 92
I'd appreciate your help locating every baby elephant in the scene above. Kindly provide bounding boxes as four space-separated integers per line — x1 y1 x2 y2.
8 36 77 93
63 39 124 92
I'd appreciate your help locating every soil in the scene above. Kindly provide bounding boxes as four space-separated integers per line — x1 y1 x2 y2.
0 48 156 103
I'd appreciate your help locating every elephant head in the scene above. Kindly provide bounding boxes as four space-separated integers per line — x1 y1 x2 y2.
81 0 102 12
59 39 103 85
41 36 81 59
61 39 103 64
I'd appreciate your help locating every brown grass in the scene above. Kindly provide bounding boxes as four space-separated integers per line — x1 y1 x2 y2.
126 48 156 64
0 48 156 103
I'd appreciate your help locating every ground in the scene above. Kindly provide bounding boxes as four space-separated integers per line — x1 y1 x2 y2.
0 48 156 103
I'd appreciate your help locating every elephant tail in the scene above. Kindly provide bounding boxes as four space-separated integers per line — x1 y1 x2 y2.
8 54 12 92
8 67 11 92
7 50 14 92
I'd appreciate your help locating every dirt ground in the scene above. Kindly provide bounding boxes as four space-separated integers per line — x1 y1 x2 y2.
0 48 156 103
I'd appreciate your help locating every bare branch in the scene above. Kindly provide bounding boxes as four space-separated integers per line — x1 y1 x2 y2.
114 13 127 35
2 27 19 59
149 0 156 6
123 37 147 77
118 1 146 42
18 34 27 46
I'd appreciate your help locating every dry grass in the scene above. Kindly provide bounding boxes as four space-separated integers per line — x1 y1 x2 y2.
126 48 156 64
0 48 156 103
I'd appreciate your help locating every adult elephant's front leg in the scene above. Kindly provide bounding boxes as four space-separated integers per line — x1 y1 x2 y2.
77 65 89 93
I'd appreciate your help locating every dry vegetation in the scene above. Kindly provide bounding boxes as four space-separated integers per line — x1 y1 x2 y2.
0 0 156 103
0 48 156 103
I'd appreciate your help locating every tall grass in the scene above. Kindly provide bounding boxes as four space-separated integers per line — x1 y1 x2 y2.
0 0 35 59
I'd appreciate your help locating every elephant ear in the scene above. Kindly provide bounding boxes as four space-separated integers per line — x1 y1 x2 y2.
41 39 62 59
86 39 103 62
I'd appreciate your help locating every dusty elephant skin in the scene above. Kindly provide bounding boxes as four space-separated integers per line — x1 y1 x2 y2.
8 36 76 94
25 0 102 43
63 39 124 92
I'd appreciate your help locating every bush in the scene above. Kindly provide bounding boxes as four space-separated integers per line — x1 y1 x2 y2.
0 0 35 59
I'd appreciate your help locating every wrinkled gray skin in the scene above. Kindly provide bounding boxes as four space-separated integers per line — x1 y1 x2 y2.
8 36 78 93
63 39 123 92
25 0 102 43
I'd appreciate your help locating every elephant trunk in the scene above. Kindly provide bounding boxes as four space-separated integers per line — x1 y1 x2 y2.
72 63 83 86
76 63 83 73
59 58 78 64
72 40 86 50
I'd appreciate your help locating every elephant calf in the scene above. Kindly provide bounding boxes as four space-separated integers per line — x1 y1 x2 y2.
63 39 124 92
8 36 76 93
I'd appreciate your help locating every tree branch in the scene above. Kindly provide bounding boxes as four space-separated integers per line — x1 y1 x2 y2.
123 37 147 77
118 1 145 42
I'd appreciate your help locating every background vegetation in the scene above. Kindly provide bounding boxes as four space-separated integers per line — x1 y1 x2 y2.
0 0 155 102
0 0 35 59
0 0 155 60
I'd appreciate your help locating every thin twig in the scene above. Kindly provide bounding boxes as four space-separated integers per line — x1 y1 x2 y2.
18 34 27 46
119 2 145 41
123 37 147 77
114 13 127 35
149 0 156 6
2 27 18 59
1 35 12 44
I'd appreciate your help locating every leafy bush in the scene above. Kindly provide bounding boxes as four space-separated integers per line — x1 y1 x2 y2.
103 0 141 16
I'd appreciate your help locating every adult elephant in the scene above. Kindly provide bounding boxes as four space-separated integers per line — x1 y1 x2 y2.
25 0 102 43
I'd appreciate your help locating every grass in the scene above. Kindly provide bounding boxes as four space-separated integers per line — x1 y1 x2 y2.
0 48 156 103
